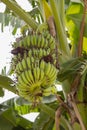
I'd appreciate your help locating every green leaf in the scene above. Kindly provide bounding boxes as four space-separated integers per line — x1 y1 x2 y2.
1 108 17 126
0 75 17 94
28 7 43 23
66 13 87 38
42 95 57 104
38 103 55 119
33 110 54 130
0 96 34 129
0 115 14 130
16 115 33 130
66 2 83 15
0 108 33 130
66 15 80 56
65 2 84 56
10 125 27 130
66 20 79 56
57 56 86 81
0 13 24 32
35 101 66 130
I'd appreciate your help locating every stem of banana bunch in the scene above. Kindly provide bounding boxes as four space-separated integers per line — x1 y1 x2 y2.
50 0 71 57
1 0 38 30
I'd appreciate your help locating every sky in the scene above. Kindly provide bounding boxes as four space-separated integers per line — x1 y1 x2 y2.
0 26 14 73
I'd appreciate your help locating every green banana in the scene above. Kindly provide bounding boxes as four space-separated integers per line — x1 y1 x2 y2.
46 33 51 40
30 35 34 47
23 36 28 47
39 48 43 58
42 39 48 50
18 90 30 99
24 70 33 85
33 68 37 82
40 60 45 70
12 42 18 48
18 75 26 86
26 35 31 47
37 35 42 48
30 56 35 69
32 34 37 46
17 53 22 61
43 49 46 56
32 49 37 57
20 72 29 85
40 69 45 81
23 53 27 60
50 41 55 50
16 61 23 72
40 36 45 48
47 67 57 84
19 40 24 47
45 62 51 75
27 70 34 83
29 82 41 94
28 50 32 57
26 57 31 69
49 35 54 43
36 23 48 33
36 67 41 81
47 48 51 54
21 58 27 70
49 65 57 77
17 83 28 91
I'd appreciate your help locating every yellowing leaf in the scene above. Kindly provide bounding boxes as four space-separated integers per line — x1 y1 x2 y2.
42 0 52 20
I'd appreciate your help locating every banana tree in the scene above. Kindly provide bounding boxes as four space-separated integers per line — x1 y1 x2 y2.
0 0 87 130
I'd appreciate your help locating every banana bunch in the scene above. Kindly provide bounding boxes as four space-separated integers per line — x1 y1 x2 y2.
11 32 58 102
16 60 58 101
12 32 55 51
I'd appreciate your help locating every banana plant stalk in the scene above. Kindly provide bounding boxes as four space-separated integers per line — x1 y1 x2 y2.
50 0 71 57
